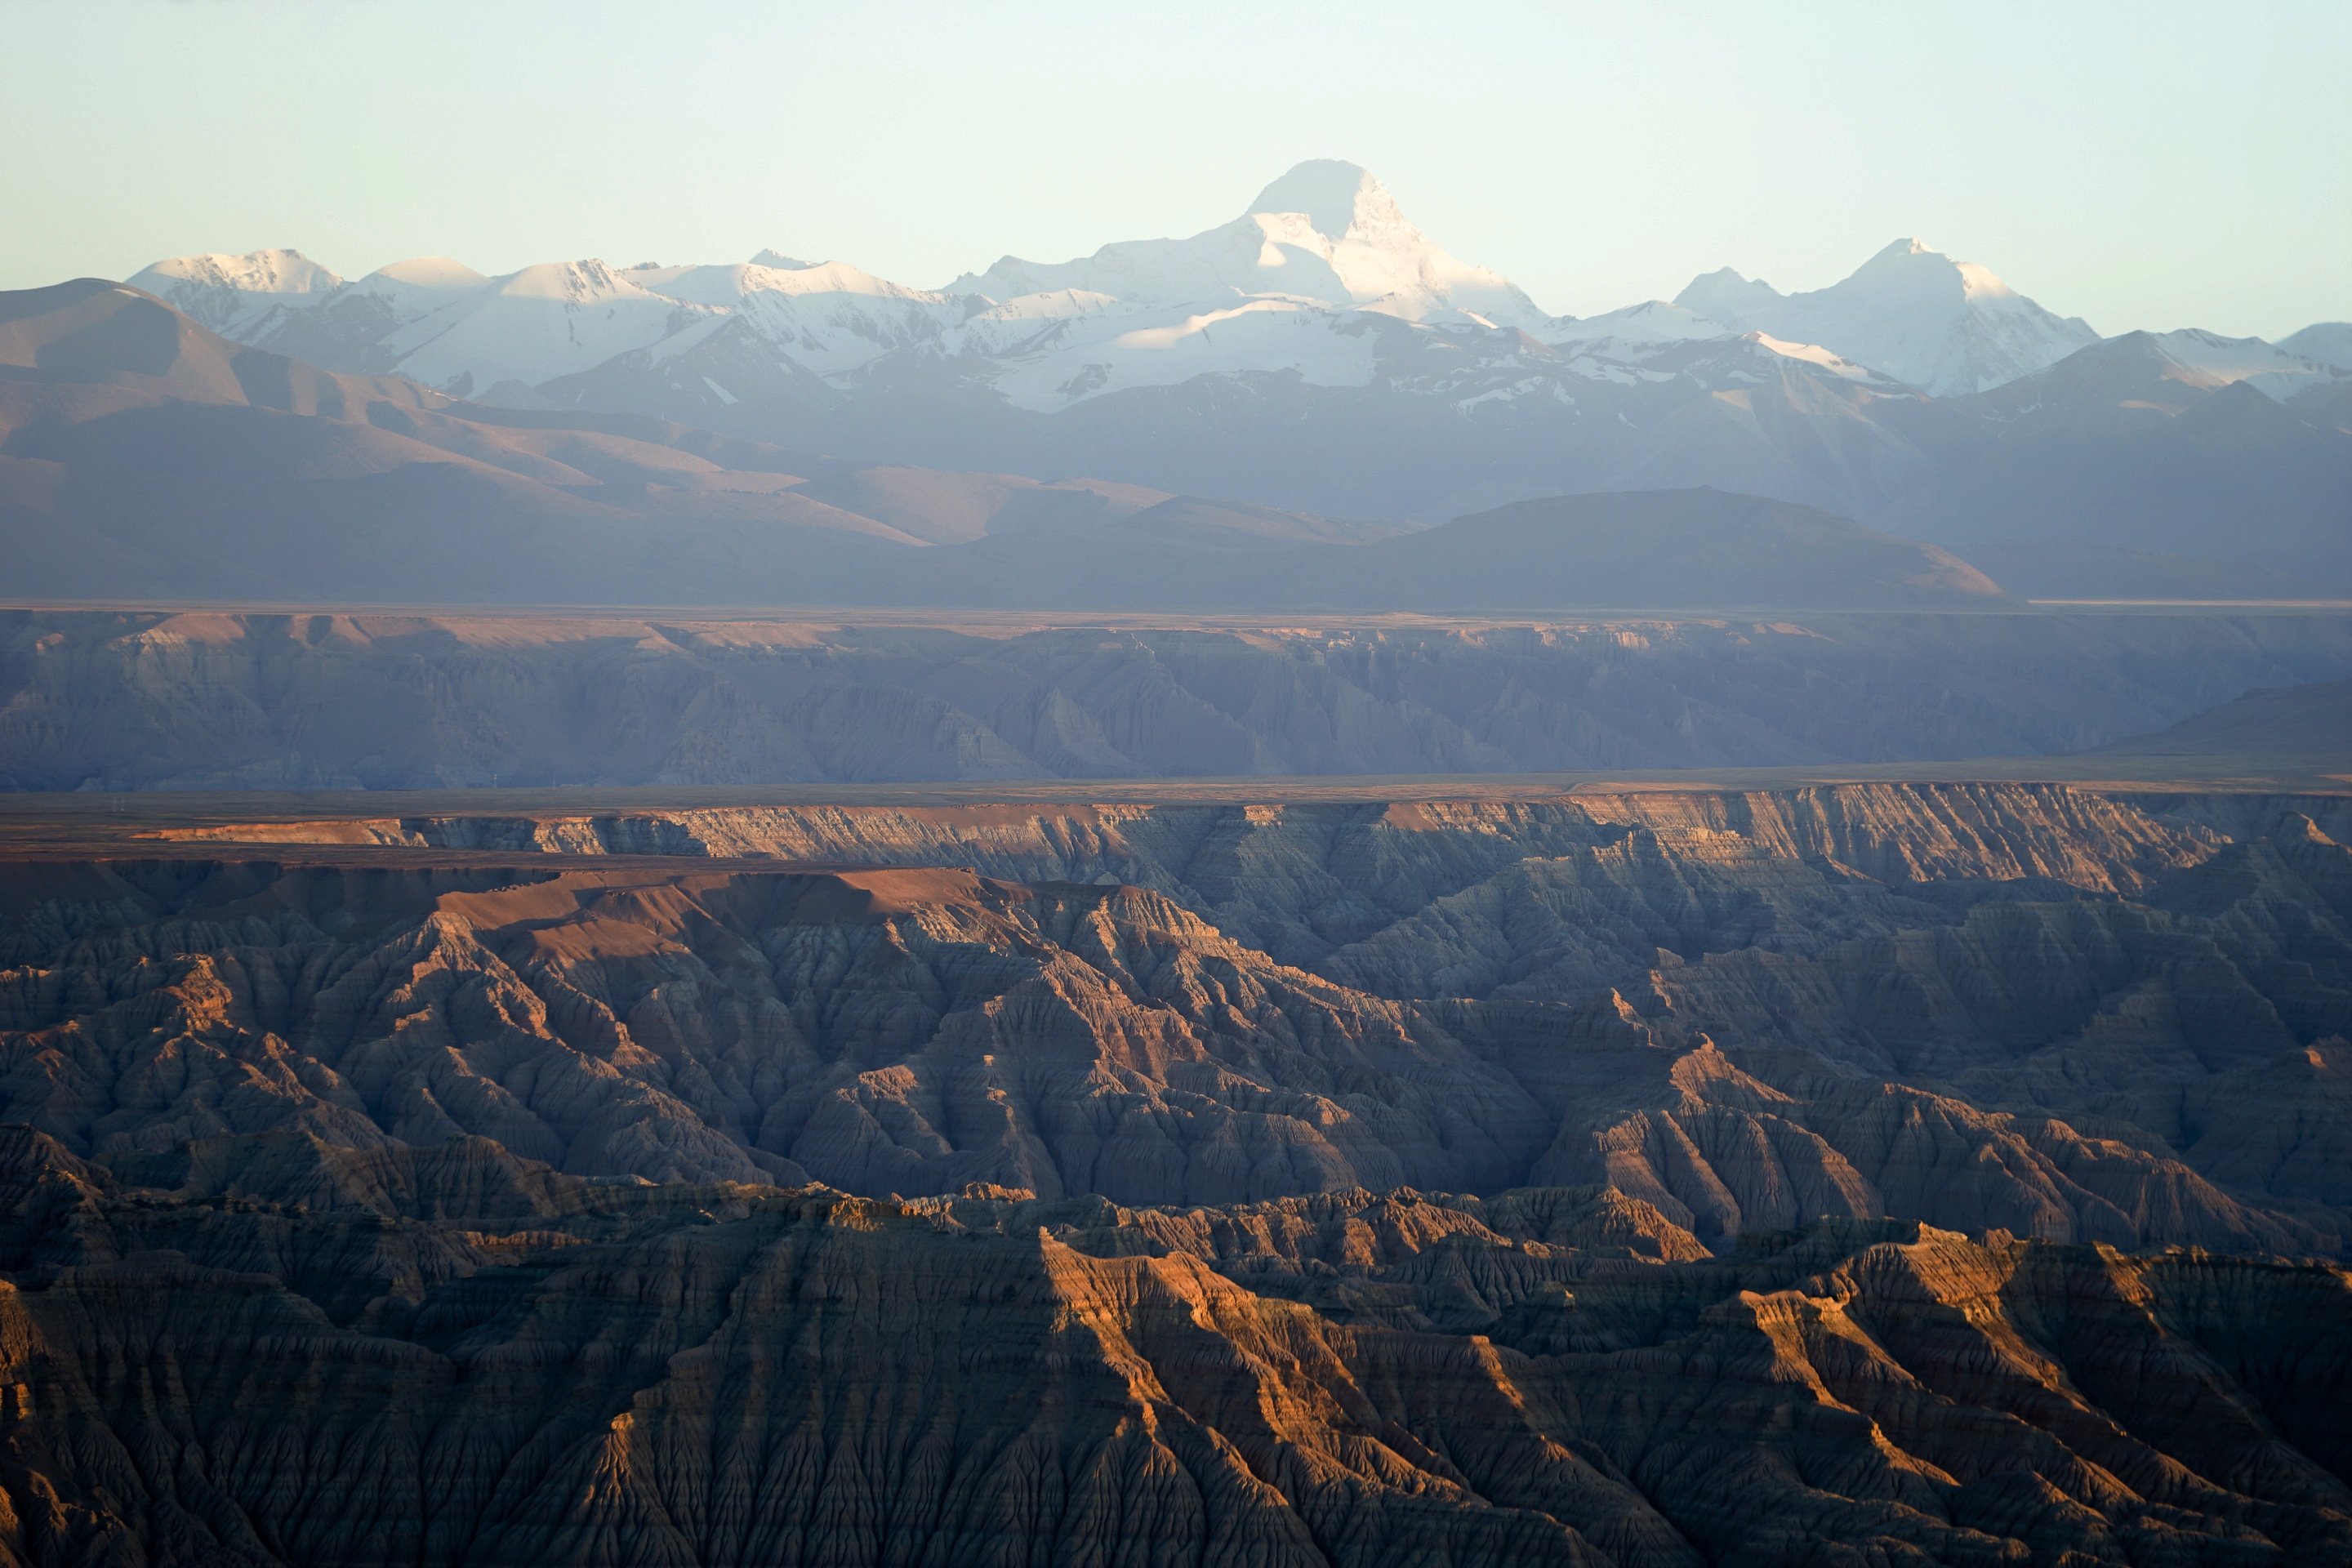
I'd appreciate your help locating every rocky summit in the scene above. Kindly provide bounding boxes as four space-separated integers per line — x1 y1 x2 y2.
0 780 2345 1562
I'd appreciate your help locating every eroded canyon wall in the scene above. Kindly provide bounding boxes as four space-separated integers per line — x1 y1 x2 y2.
5 785 2346 1252
7 608 2350 788
0 1129 2339 1566
1 783 2349 1561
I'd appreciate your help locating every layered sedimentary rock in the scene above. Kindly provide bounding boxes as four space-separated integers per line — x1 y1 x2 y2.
0 1126 2340 1566
134 782 2230 946
1 781 2349 1561
3 784 2346 1258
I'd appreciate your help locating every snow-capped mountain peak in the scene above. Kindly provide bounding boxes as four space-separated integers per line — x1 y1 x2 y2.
126 248 346 336
332 257 497 341
2278 322 2352 372
357 259 719 395
1247 158 1414 244
944 162 1558 332
1550 300 1734 356
1854 237 1940 270
1673 267 1784 326
488 259 642 302
1673 238 2096 395
368 256 487 292
2121 327 2350 402
118 179 2151 444
130 247 344 302
1846 237 2019 309
647 260 956 310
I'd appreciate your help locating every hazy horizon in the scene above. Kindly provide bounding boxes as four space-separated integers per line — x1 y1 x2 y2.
3 0 2346 340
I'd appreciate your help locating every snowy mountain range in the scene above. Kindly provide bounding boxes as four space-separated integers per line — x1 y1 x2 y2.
96 161 2352 582
128 159 2181 414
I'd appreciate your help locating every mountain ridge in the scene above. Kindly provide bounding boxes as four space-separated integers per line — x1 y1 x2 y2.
11 273 2347 603
109 163 2144 420
50 163 2352 595
0 279 2039 611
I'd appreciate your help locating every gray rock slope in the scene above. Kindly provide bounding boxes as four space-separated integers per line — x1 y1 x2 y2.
6 608 2348 791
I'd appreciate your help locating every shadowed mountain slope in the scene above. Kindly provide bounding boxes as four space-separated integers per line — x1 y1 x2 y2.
1314 491 2007 610
0 280 920 602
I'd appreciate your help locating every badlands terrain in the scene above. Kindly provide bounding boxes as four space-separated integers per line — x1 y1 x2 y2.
3 153 2350 1566
0 686 2346 1561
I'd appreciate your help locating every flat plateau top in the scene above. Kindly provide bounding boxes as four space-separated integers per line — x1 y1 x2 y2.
2 768 2344 860
2 653 2340 855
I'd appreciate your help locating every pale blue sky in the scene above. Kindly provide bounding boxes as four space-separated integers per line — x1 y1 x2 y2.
4 0 2345 338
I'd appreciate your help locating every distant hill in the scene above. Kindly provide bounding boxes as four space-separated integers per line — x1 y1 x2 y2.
1884 332 2352 590
2070 679 2352 778
0 281 2011 612
1317 491 2009 611
0 281 1207 604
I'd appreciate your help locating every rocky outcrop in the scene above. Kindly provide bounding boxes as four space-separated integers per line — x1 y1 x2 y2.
0 1127 2339 1566
0 861 1555 1200
1 801 2345 1254
128 783 2226 964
